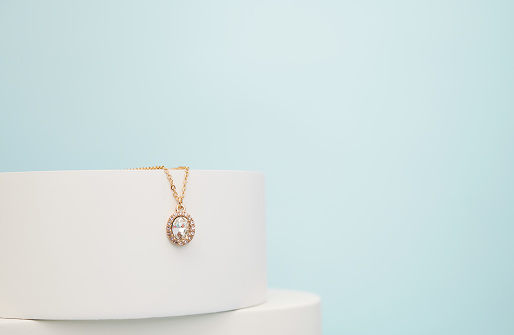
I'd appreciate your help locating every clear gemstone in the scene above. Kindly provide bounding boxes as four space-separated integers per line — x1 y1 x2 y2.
172 216 189 239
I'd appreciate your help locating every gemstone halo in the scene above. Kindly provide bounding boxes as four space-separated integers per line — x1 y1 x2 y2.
166 211 195 246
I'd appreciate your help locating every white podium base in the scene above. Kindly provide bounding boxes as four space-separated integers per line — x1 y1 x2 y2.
0 290 321 335
0 170 266 320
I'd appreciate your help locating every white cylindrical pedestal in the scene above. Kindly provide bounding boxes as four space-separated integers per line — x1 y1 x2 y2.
0 290 321 335
0 169 266 320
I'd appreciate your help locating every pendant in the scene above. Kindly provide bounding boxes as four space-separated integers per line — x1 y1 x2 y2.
166 209 195 246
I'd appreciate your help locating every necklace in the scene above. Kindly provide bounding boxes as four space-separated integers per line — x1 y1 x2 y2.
130 166 196 246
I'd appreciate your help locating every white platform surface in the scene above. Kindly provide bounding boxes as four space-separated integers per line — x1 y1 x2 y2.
0 169 266 320
0 290 321 335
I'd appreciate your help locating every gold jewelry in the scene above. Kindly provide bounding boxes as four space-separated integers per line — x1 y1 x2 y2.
130 166 196 246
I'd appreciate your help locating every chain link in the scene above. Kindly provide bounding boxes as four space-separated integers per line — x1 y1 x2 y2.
129 166 189 206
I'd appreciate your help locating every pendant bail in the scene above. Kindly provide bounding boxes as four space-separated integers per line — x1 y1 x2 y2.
176 203 186 212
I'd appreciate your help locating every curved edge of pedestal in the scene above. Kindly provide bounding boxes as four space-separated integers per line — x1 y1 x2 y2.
0 169 265 175
0 290 322 335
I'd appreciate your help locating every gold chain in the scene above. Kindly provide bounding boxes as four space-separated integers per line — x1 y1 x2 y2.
129 166 189 208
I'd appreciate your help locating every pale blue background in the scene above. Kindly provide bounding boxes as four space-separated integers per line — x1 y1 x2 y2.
1 1 513 334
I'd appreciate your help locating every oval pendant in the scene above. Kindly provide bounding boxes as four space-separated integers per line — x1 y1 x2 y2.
166 210 195 246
